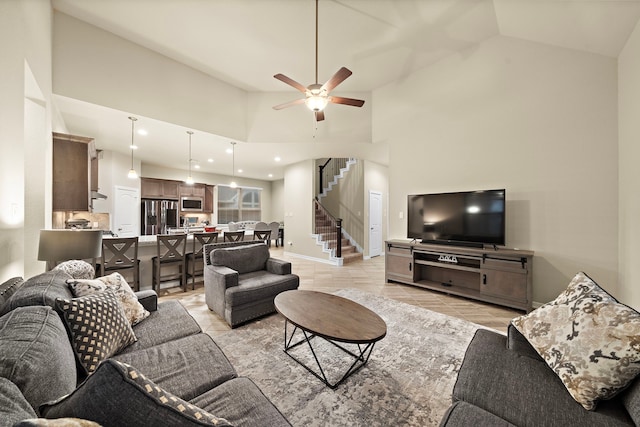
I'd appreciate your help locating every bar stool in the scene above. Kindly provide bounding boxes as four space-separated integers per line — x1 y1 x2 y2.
152 234 187 293
186 232 219 289
100 237 140 291
223 230 245 242
253 230 271 245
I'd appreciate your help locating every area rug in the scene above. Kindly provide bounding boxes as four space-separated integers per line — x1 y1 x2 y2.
214 289 488 427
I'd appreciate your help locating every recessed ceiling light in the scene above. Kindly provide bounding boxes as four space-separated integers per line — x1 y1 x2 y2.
137 129 148 136
274 156 281 162
238 169 243 173
207 158 214 163
129 145 138 150
268 173 273 178
194 164 200 169
226 148 233 154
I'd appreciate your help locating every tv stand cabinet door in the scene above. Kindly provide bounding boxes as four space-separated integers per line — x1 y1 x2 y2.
480 268 528 305
385 244 413 282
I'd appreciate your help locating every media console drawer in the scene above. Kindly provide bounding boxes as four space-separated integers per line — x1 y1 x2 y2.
385 240 534 312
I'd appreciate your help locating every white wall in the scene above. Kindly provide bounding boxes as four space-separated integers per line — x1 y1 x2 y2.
53 12 247 142
271 179 285 223
0 0 53 280
363 161 389 258
618 20 640 310
375 36 619 305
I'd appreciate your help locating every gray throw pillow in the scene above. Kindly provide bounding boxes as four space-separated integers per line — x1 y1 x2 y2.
0 306 77 411
41 360 233 426
55 289 137 375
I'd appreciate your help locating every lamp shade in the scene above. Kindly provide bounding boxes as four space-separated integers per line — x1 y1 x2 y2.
38 230 103 268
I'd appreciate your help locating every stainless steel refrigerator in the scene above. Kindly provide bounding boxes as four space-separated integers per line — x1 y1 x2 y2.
141 199 179 235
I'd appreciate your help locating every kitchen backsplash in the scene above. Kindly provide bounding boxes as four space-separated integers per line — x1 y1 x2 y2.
52 211 110 230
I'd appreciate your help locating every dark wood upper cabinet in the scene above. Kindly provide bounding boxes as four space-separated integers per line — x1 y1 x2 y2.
52 132 95 211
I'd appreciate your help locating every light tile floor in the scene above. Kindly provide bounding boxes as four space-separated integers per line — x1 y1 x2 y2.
159 246 522 335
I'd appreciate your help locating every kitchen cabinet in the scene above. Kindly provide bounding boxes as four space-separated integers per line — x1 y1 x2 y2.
204 185 214 213
179 183 206 198
52 132 95 211
141 178 179 199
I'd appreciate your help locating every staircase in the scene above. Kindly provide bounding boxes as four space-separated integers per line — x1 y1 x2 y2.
314 202 363 265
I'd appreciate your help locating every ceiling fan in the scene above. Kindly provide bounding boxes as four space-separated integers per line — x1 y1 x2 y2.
272 0 365 122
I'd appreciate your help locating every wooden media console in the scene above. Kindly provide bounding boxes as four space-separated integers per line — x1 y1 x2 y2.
385 240 534 312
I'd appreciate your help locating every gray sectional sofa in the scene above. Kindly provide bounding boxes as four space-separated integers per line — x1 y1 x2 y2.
439 326 640 426
0 269 290 427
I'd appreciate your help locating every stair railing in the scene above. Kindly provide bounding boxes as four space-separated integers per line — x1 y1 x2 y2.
314 198 342 258
318 158 349 196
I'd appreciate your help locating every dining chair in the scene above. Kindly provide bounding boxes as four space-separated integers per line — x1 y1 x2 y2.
253 229 271 245
223 230 245 242
268 221 281 247
152 234 188 292
186 232 219 289
100 236 140 291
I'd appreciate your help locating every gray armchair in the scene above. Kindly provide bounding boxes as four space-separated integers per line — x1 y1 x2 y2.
203 242 299 328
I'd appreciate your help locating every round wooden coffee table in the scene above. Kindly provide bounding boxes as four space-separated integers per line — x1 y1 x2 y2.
274 290 387 389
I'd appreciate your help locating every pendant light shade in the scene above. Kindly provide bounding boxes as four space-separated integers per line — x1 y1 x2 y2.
185 131 194 185
127 116 138 179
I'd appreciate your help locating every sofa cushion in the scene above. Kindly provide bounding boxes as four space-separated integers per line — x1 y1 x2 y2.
511 272 640 410
0 276 23 312
55 289 137 375
0 270 73 316
15 418 101 427
190 377 291 427
120 300 201 354
227 271 299 307
67 272 150 325
439 401 516 427
453 329 635 426
113 333 237 401
0 306 77 412
53 260 95 280
40 360 233 427
0 377 37 425
211 244 269 274
621 377 640 425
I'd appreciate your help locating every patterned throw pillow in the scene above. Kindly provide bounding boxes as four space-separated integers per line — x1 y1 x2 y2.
55 289 137 375
67 272 150 325
53 260 95 280
40 360 233 426
511 272 640 410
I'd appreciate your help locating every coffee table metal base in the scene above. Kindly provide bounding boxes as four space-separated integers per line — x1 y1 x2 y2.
282 319 377 389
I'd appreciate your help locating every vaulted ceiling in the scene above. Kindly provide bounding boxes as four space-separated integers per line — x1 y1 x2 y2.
51 0 640 180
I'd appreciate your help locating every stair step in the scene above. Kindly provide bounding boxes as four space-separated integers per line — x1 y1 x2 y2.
342 252 363 264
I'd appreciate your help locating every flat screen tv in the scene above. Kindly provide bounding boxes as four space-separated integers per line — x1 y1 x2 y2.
407 189 506 247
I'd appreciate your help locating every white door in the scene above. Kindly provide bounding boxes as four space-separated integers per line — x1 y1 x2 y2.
369 191 383 257
114 186 139 237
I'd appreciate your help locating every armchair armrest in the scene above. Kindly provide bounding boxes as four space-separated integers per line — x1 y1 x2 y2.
135 290 158 312
266 258 292 275
204 264 239 319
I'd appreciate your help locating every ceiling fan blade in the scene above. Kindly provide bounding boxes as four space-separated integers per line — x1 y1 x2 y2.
274 74 307 93
272 98 305 110
328 96 365 107
315 110 325 121
321 67 352 93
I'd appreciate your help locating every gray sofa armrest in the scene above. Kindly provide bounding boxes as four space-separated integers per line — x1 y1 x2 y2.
204 264 239 319
135 290 158 312
266 258 292 275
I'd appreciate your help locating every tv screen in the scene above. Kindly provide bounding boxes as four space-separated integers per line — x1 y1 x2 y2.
407 189 505 247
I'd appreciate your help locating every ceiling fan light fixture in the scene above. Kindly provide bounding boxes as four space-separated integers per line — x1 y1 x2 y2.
305 94 328 112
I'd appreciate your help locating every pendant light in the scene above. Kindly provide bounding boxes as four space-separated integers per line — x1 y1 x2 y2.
229 141 237 188
185 131 194 185
127 116 138 179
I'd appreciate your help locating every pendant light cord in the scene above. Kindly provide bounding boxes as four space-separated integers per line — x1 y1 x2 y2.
315 0 319 85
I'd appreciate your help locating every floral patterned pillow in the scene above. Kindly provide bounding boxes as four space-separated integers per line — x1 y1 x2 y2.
511 272 640 410
53 260 95 280
67 272 150 325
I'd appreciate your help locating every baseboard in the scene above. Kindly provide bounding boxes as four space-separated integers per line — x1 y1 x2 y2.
285 251 342 266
